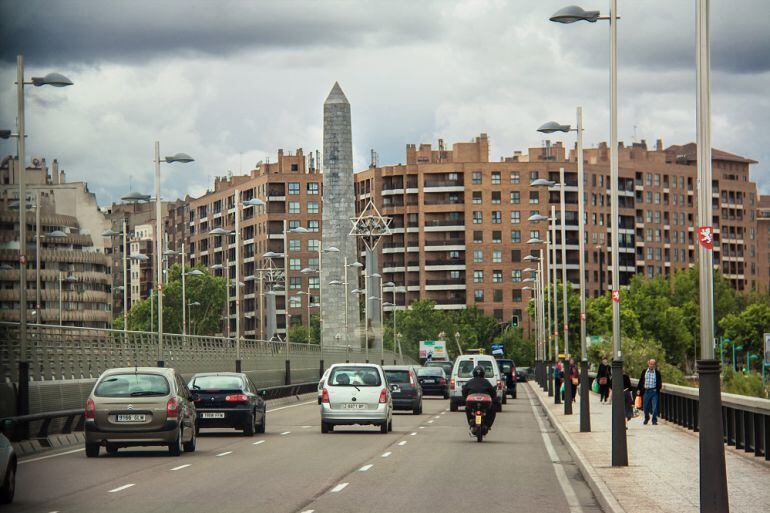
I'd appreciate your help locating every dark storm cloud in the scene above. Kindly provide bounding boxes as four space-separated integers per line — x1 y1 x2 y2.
0 0 442 65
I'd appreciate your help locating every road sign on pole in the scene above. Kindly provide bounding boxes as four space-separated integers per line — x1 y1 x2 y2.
764 333 770 364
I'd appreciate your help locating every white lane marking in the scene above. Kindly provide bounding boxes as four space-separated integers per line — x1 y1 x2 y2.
301 425 312 428
526 387 584 513
440 411 446 415
359 464 373 471
410 432 417 436
280 431 291 435
266 400 316 413
253 440 265 445
398 441 407 446
428 420 434 424
419 426 425 429
381 451 392 458
216 451 232 457
330 482 349 493
19 447 84 464
434 416 440 419
300 510 315 513
170 464 191 471
108 483 135 493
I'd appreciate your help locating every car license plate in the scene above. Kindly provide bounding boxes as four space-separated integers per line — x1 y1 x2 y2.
116 414 146 422
423 379 435 384
342 403 367 409
201 412 225 419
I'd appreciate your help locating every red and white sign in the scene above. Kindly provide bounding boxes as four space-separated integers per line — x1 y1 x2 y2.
611 290 620 303
563 324 569 332
19 255 27 265
698 226 714 250
580 312 586 321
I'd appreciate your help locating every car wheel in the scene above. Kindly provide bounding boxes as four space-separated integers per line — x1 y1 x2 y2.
0 459 15 504
168 428 183 456
257 411 266 434
380 422 388 434
244 412 256 436
450 400 458 412
502 394 508 405
513 389 517 399
387 419 393 432
443 392 450 399
85 442 100 458
106 443 119 455
321 422 330 434
183 426 196 453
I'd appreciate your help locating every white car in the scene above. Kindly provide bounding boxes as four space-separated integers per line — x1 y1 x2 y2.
448 354 504 412
320 363 393 434
0 433 16 504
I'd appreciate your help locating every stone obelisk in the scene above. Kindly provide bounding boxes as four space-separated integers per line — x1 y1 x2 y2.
321 82 358 348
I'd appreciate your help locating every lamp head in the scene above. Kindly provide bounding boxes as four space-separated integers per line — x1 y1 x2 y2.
549 5 601 23
537 121 571 133
243 198 266 207
31 72 74 87
164 153 194 164
530 178 556 187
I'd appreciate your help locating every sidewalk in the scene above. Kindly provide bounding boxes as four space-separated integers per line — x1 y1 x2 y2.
528 381 770 513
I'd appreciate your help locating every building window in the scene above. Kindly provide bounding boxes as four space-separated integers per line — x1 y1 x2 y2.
511 230 521 243
645 173 652 186
289 258 301 271
492 231 502 243
510 171 520 184
289 239 301 252
288 201 301 214
529 230 540 240
510 191 520 204
307 201 319 214
511 250 521 263
309 257 319 269
473 211 483 224
289 276 302 290
289 296 301 308
473 191 482 204
512 289 522 302
473 270 484 283
511 270 522 282
473 230 483 243
308 220 319 232
308 239 320 252
291 163 299 172
309 277 320 289
288 182 300 195
288 220 300 230
307 182 319 195
472 171 482 185
491 211 502 224
492 250 502 263
529 191 539 204
491 191 501 204
491 172 501 185
473 250 484 263
474 289 484 302
493 289 503 302
529 171 539 181
654 173 661 186
492 270 503 283
510 211 520 224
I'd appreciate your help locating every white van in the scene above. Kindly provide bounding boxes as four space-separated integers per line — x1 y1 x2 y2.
448 354 503 412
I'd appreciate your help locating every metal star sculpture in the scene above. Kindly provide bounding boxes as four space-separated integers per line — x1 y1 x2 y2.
349 199 392 251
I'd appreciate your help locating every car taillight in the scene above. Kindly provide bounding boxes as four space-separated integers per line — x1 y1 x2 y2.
450 379 456 390
85 398 95 419
166 397 179 419
439 378 446 385
497 380 503 390
409 373 416 389
321 388 330 403
225 394 249 402
379 388 388 403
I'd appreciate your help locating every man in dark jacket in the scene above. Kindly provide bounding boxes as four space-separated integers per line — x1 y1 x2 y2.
462 366 498 429
636 359 662 425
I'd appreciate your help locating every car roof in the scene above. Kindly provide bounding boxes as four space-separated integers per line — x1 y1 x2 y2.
101 367 175 376
190 372 246 378
329 363 382 369
456 354 496 361
382 365 414 371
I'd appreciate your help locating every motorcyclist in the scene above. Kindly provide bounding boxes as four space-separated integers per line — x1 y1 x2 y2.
461 366 498 429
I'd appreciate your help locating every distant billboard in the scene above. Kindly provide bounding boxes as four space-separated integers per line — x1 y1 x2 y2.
419 340 448 361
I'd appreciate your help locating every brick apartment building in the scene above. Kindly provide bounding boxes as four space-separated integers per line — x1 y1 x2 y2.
354 134 764 334
182 149 323 338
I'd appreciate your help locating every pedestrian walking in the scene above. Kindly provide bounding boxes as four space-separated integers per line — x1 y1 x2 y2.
555 361 564 400
597 357 610 403
636 358 662 425
568 357 579 402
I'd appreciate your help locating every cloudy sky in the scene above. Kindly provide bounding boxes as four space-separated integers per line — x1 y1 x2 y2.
1 0 768 205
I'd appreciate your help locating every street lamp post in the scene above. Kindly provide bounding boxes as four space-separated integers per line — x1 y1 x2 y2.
550 0 625 465
695 1 729 510
153 144 193 367
102 222 130 333
551 206 560 405
14 55 73 420
383 281 397 363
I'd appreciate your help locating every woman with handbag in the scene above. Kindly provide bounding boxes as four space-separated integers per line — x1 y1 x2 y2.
569 358 579 402
597 357 610 403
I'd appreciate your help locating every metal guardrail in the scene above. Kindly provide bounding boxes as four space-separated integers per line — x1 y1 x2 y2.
0 381 318 443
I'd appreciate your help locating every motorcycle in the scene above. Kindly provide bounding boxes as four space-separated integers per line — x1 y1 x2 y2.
465 393 493 442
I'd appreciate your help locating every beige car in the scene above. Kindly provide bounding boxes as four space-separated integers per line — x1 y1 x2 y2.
85 367 197 457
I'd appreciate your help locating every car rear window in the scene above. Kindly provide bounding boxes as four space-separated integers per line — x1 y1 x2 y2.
457 360 496 378
95 373 170 397
417 368 444 377
329 367 382 387
385 370 411 384
189 375 244 391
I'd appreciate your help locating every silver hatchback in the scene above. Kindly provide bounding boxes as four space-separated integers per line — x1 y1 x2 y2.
320 364 392 433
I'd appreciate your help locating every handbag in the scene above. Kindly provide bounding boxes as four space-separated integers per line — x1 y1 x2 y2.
634 395 642 409
592 380 600 393
571 377 579 386
598 377 608 385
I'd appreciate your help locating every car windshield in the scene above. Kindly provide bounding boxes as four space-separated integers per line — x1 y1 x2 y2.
94 373 170 397
329 367 382 387
385 370 411 384
417 368 444 377
189 375 244 391
457 360 496 378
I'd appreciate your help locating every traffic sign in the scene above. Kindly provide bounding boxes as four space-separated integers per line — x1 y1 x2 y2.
698 226 714 250
765 333 770 364
611 290 620 303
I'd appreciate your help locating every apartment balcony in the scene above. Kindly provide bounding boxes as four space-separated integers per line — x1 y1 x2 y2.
424 241 465 252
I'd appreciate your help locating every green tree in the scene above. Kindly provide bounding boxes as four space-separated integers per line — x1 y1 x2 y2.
586 336 686 385
119 264 226 335
719 302 770 370
495 326 534 367
585 293 642 340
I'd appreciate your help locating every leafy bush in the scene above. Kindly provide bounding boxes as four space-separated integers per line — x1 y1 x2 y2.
587 336 686 385
721 367 767 398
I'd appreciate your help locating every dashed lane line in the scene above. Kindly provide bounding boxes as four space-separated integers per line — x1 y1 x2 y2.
419 426 425 429
381 452 392 458
410 432 417 436
330 483 349 493
428 420 434 424
170 464 191 471
20 448 84 464
108 484 135 493
253 440 265 445
216 451 232 457
281 431 292 435
300 510 315 513
398 441 407 446
359 464 373 471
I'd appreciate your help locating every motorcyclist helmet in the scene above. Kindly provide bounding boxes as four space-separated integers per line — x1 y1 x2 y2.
472 365 486 378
